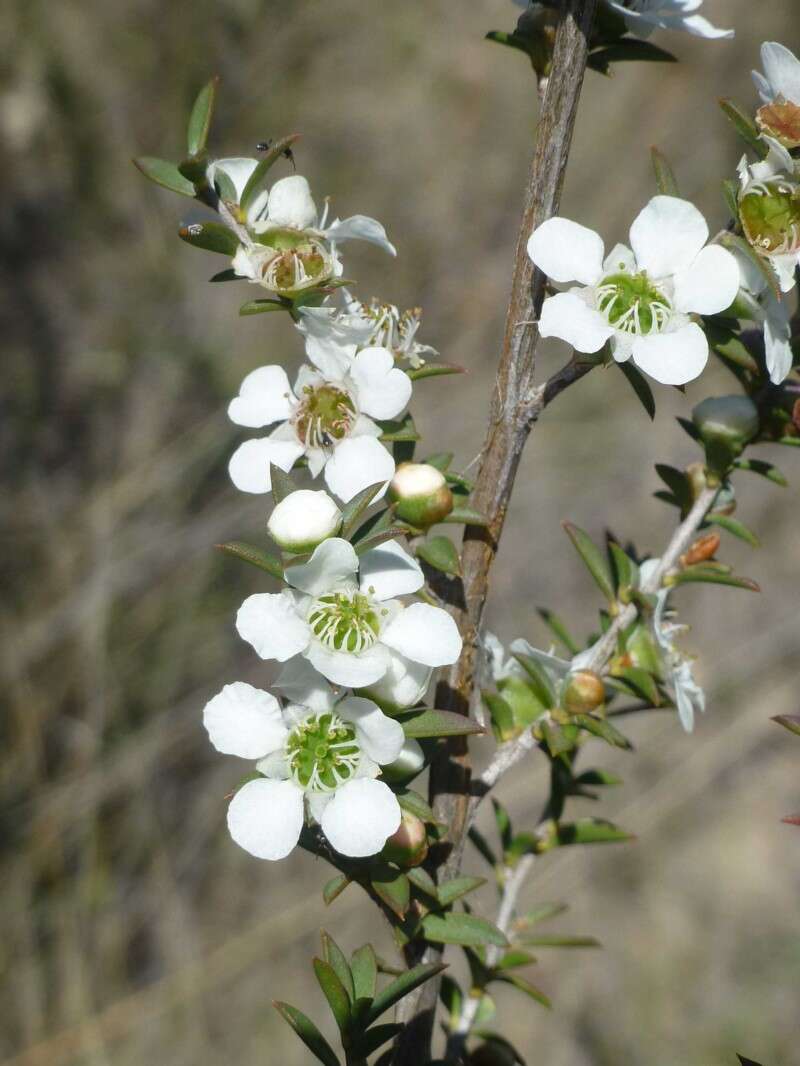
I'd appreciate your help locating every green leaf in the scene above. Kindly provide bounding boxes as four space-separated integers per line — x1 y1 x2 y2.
398 708 484 739
396 788 436 823
370 865 411 918
588 38 676 73
238 298 287 315
676 415 701 442
273 1002 341 1066
607 541 638 595
424 452 454 471
437 876 487 908
733 457 788 486
510 654 556 709
271 464 297 505
321 932 355 1004
574 768 623 787
215 541 283 580
323 874 351 906
777 435 800 447
186 76 218 156
493 798 513 851
572 714 632 750
495 949 538 971
240 134 301 212
340 482 384 538
493 972 551 1009
650 146 679 197
707 512 759 547
355 1024 403 1057
536 608 579 655
517 902 568 928
209 268 239 283
365 962 447 1026
133 156 196 197
178 221 240 256
443 505 490 527
353 527 410 555
562 521 615 602
483 691 516 741
618 361 656 420
378 413 420 442
407 865 439 900
407 363 466 381
468 826 498 868
555 819 634 847
705 321 761 373
350 944 378 1003
312 958 352 1037
541 720 576 758
722 178 740 220
719 99 768 158
439 975 464 1030
421 912 508 949
655 464 692 511
611 666 660 706
519 935 600 949
417 535 461 576
668 566 760 592
772 714 800 737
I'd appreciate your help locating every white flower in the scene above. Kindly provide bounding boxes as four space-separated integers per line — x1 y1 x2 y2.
737 138 800 296
227 347 411 502
267 489 342 553
752 41 800 106
652 587 705 732
527 195 740 385
235 537 462 688
603 0 732 40
732 246 794 384
203 680 403 859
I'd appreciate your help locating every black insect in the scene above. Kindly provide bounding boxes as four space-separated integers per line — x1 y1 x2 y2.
256 139 296 171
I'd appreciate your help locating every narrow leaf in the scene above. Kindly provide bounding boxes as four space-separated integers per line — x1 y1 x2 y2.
340 482 384 538
655 464 692 510
520 934 600 948
215 541 283 580
239 299 286 315
650 146 679 196
734 457 788 486
607 541 637 594
669 566 760 592
444 505 490 527
378 413 420 443
618 360 656 420
133 156 195 197
437 876 487 908
353 527 410 555
719 99 768 158
365 962 448 1026
555 819 634 847
355 1024 403 1057
321 932 355 1003
240 134 301 212
370 865 411 919
396 788 436 823
407 363 466 381
313 958 352 1036
407 865 439 900
483 691 516 742
722 178 739 219
271 464 297 505
515 902 568 929
772 714 800 737
350 944 378 1003
273 1002 341 1066
468 826 498 868
179 221 240 256
424 452 454 471
536 608 579 654
493 972 551 1009
186 76 218 156
417 535 461 576
398 708 484 739
209 268 239 282
421 912 508 948
493 798 513 851
562 522 615 602
611 666 660 706
572 714 632 750
495 949 538 971
707 512 759 547
323 874 351 906
574 768 623 787
510 654 556 709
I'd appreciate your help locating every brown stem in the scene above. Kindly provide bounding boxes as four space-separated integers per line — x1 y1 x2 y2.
392 1 598 1061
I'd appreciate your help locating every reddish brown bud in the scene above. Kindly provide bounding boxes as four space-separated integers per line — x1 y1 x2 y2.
562 670 605 715
756 101 800 149
681 532 720 567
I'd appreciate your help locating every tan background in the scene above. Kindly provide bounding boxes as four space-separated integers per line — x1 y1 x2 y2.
2 1 799 1064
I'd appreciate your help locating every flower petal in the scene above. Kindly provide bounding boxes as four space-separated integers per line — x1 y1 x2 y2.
227 778 304 861
629 196 709 278
303 335 356 380
349 347 412 420
306 641 391 688
307 790 333 822
771 252 799 294
527 217 605 285
236 591 311 661
632 322 708 386
673 245 740 315
203 682 288 760
539 292 613 353
320 778 401 857
758 42 800 106
206 157 258 201
228 365 294 428
336 696 405 764
360 539 424 600
324 436 395 503
602 242 636 275
381 603 462 667
359 651 432 711
228 438 304 494
324 215 396 256
275 657 336 712
266 175 318 229
284 537 359 596
764 295 794 384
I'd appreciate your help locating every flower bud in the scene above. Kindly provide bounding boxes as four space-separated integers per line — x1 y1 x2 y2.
681 532 720 567
561 670 605 715
388 463 454 529
692 394 759 472
623 623 662 678
740 179 800 258
381 738 426 785
756 101 800 150
267 489 342 553
380 810 428 868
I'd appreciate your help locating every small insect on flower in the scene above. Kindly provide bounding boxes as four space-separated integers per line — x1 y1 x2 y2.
256 138 296 171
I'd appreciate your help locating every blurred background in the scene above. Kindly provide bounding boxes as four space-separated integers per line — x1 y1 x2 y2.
2 1 799 1064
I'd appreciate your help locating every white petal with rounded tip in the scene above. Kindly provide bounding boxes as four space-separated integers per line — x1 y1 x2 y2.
359 652 432 711
284 538 359 596
304 335 355 379
324 215 396 256
266 175 318 229
228 438 304 494
610 333 634 364
236 591 311 661
381 603 462 667
677 14 733 40
772 252 800 294
632 322 708 386
350 347 412 420
629 196 708 278
275 657 336 712
764 296 793 384
306 641 391 688
228 365 294 428
336 696 405 765
203 682 288 760
206 157 258 200
324 436 395 503
360 539 424 601
321 778 401 857
539 292 613 353
673 245 740 315
307 791 333 822
527 217 605 285
227 778 304 861
759 42 800 106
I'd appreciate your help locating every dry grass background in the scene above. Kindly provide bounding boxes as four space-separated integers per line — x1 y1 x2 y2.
2 1 799 1064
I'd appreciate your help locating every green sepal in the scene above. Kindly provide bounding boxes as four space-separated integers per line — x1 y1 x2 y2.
178 221 240 256
133 156 196 198
215 541 283 580
416 535 461 576
186 76 218 156
397 707 484 739
273 1001 341 1066
421 912 508 948
562 521 616 602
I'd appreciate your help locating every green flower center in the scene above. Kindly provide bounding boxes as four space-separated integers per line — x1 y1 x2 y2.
595 272 672 335
256 234 331 293
740 180 800 256
293 384 357 449
308 590 382 653
286 711 360 791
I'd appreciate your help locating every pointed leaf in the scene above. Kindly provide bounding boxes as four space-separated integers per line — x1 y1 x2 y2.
772 714 800 737
133 156 196 197
407 363 466 381
417 535 461 576
323 874 351 906
719 99 768 158
610 666 660 706
492 798 513 850
722 178 739 219
365 962 447 1026
179 221 240 256
350 944 378 1003
273 1002 341 1066
733 457 787 486
353 527 410 556
421 912 508 948
669 566 760 591
607 541 638 594
536 608 579 654
186 76 218 156
437 876 487 908
650 146 679 197
312 959 352 1037
515 902 568 929
424 452 454 471
493 972 551 1009
240 134 301 212
572 714 632 750
215 541 284 580
510 653 556 709
398 708 484 739
370 864 411 918
468 826 498 868
271 464 297 505
562 522 615 602
555 819 634 847
340 483 384 538
443 505 490 527
407 865 439 900
520 934 600 948
355 1024 403 1057
378 413 420 443
495 949 538 971
707 513 759 547
209 268 239 283
483 692 517 742
573 768 623 787
396 788 436 823
655 464 692 510
239 299 287 315
321 932 355 1003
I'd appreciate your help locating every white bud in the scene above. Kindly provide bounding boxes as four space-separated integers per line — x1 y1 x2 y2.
381 738 426 784
388 462 454 528
267 489 342 553
359 655 432 712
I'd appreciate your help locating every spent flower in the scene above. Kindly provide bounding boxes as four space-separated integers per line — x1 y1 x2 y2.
602 0 733 40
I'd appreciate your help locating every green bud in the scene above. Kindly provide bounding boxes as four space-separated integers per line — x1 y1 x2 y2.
561 670 605 715
692 394 759 474
389 462 454 528
380 810 428 868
